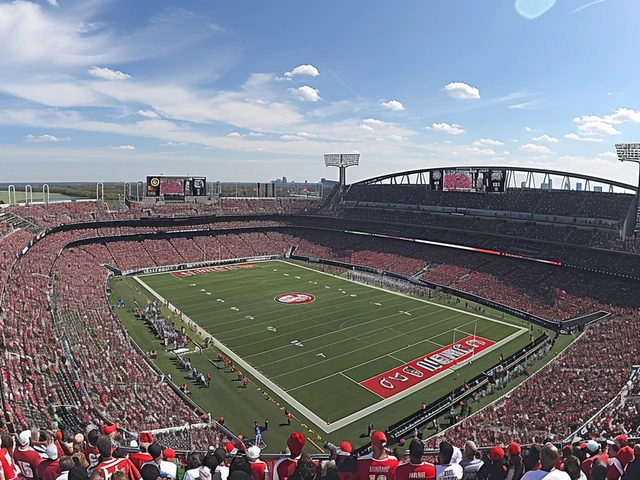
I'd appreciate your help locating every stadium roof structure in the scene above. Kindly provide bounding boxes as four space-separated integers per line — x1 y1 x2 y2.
354 165 638 193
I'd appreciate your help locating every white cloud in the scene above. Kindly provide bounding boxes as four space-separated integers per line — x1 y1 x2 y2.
380 100 405 111
88 66 131 81
138 110 159 119
113 145 135 150
363 118 385 126
284 64 319 79
290 85 321 102
280 134 306 141
508 101 538 109
519 143 551 153
443 82 480 100
472 138 503 146
248 132 264 137
572 108 640 136
45 0 60 7
26 134 70 143
359 124 375 133
160 142 186 147
578 121 621 136
504 151 511 155
388 135 405 142
296 132 316 138
564 133 604 143
425 122 465 135
532 134 560 143
227 132 241 137
598 151 617 160
468 147 495 155
525 127 532 132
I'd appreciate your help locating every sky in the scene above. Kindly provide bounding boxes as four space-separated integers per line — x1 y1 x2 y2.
1 0 640 184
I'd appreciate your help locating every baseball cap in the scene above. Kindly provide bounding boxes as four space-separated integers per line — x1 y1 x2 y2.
287 432 306 457
371 431 387 449
586 440 599 453
508 442 521 456
163 449 176 460
614 434 628 444
130 440 139 449
439 441 454 460
246 446 261 460
409 439 424 458
139 433 154 444
103 424 117 435
339 441 353 454
225 442 238 455
488 446 505 461
18 431 31 446
46 444 59 460
148 443 163 459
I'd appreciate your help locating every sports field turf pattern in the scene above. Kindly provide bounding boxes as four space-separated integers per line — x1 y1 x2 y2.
136 260 528 428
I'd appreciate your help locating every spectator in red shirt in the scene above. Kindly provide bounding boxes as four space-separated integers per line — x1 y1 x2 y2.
357 431 399 480
90 435 141 480
246 447 268 480
13 431 42 480
37 445 62 480
0 435 19 480
273 433 306 480
394 439 435 480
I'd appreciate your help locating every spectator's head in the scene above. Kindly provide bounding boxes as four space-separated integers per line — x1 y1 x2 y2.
230 456 252 477
59 456 75 473
113 471 126 480
488 446 505 463
141 464 161 480
203 453 219 472
96 435 112 458
187 452 202 470
213 448 227 465
148 443 163 462
508 443 522 458
246 446 261 462
1 435 15 453
524 443 541 471
339 441 352 456
287 432 306 458
68 465 89 480
585 440 600 456
87 429 100 448
563 456 581 480
464 441 478 460
591 458 608 480
540 444 559 472
606 441 620 458
293 453 317 480
17 430 31 448
410 439 424 464
163 449 176 462
439 441 454 465
46 444 59 461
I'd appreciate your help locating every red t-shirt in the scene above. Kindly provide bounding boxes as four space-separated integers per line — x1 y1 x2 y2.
358 455 399 480
13 447 42 480
0 447 20 480
249 460 269 480
394 462 436 480
129 453 153 472
273 458 297 480
94 457 141 480
84 444 101 469
37 460 61 480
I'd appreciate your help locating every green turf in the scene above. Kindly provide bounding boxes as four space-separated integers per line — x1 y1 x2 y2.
109 261 568 452
134 261 528 422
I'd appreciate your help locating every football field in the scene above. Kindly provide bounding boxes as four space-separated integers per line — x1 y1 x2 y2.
136 260 529 433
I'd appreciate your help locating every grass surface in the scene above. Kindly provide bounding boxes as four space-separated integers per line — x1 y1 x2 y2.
108 260 556 451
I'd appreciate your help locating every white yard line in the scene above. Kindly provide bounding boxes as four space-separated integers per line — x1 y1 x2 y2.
133 262 529 434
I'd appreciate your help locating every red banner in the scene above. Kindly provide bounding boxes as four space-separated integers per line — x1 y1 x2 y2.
360 335 495 398
171 263 257 278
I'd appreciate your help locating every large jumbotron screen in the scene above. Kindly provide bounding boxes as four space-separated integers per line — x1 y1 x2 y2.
430 168 506 193
146 176 207 197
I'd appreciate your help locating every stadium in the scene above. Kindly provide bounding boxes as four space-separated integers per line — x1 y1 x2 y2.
2 146 640 478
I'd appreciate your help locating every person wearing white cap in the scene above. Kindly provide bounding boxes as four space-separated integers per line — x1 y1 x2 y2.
13 431 42 480
246 446 268 480
36 444 61 480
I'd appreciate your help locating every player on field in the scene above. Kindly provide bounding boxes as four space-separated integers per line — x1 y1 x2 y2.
357 431 399 480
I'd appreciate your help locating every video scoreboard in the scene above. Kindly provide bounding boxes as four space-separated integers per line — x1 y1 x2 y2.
146 175 207 198
429 168 506 193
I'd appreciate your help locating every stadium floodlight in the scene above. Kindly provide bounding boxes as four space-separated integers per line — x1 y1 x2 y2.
615 143 640 237
324 153 360 186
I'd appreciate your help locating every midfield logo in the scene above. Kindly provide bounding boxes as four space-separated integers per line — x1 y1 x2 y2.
275 293 316 304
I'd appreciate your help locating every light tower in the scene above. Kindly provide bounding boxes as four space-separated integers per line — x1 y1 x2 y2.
615 143 640 236
324 153 360 187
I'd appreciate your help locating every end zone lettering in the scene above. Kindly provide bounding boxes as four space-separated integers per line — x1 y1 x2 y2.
360 336 496 398
171 263 257 278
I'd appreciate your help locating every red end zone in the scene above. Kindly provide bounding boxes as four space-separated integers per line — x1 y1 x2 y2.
360 335 496 398
171 263 257 278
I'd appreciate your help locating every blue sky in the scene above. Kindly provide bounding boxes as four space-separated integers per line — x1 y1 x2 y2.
1 0 640 183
